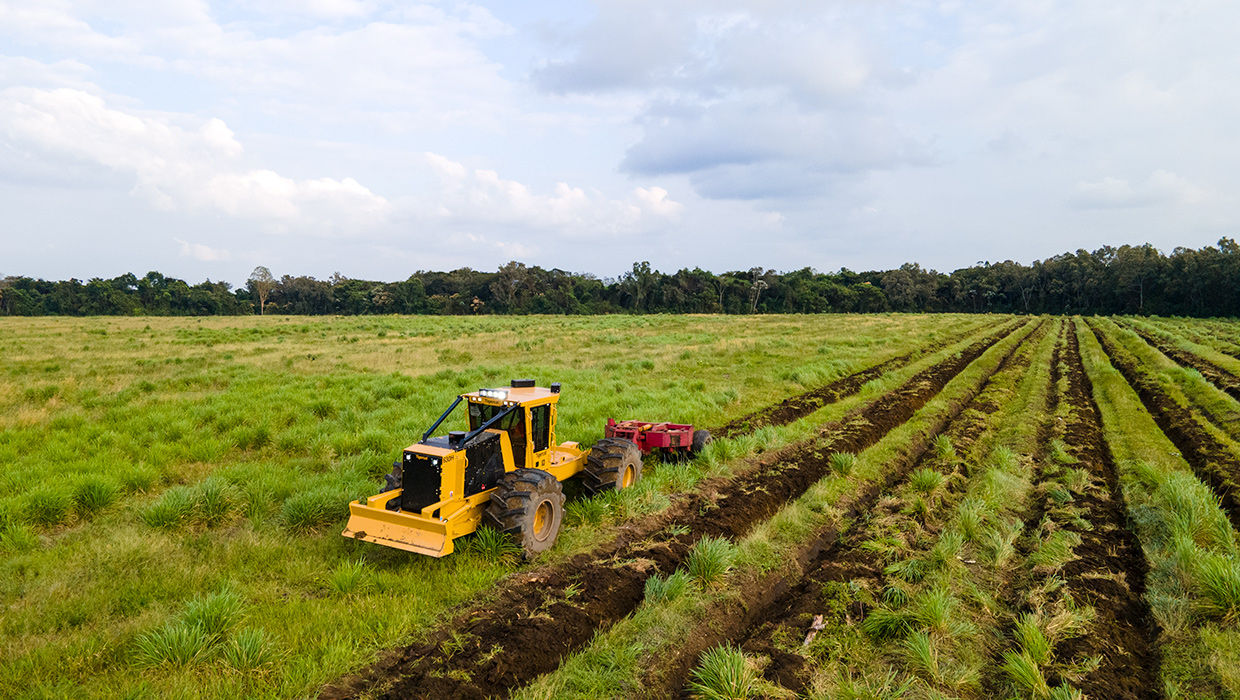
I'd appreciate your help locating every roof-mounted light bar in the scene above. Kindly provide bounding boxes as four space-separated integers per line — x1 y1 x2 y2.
478 388 509 401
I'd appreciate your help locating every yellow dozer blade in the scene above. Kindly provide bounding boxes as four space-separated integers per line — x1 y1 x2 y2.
342 493 454 557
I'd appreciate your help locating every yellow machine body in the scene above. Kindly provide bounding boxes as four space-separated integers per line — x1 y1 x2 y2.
342 385 589 557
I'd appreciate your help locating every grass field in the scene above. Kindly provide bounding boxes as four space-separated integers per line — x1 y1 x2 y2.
4 313 1240 700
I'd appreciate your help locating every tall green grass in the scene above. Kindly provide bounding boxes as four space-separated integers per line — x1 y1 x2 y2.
0 313 998 700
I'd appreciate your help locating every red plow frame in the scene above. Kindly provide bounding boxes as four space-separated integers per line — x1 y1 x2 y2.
604 418 696 455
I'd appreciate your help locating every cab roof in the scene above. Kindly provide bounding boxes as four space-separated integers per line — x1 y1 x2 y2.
462 385 559 405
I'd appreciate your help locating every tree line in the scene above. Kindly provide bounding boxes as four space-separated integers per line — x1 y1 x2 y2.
3 240 1238 318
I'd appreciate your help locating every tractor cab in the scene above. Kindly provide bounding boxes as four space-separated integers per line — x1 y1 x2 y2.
460 379 560 471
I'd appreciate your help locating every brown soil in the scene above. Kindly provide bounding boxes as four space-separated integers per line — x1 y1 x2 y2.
1088 321 1240 531
317 323 1025 700
651 320 1044 698
712 320 1003 439
1037 324 1160 699
1122 322 1240 403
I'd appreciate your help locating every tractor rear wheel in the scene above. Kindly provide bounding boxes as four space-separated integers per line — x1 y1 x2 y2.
691 429 712 457
583 438 643 496
483 468 565 557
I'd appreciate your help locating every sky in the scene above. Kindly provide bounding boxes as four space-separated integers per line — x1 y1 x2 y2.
1 0 1238 286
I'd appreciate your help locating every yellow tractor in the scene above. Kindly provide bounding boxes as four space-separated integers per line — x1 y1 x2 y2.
342 380 642 558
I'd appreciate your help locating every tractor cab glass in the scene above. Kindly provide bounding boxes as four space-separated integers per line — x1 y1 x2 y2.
468 401 528 467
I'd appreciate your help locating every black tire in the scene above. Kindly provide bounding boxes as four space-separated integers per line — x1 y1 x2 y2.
691 429 712 457
381 462 402 511
483 468 565 557
583 438 643 495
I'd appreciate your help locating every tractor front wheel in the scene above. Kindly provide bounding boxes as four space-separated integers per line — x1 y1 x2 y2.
583 438 643 495
483 468 565 558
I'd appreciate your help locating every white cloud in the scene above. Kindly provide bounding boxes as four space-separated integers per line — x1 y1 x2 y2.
633 186 682 217
0 86 391 232
0 1 515 132
176 237 230 261
418 152 679 237
1070 170 1214 210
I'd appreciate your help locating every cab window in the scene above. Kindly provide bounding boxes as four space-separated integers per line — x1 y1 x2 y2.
531 404 550 452
468 403 521 431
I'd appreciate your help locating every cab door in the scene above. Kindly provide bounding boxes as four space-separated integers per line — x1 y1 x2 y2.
529 403 551 469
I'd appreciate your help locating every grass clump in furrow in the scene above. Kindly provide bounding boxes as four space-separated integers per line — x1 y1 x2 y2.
829 451 857 477
687 536 739 588
686 644 760 700
645 570 692 604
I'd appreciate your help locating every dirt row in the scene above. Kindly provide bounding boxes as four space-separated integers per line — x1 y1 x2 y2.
1038 322 1160 698
644 320 1043 697
1087 320 1240 532
1119 321 1240 403
319 323 1025 700
701 319 1046 696
712 320 1002 439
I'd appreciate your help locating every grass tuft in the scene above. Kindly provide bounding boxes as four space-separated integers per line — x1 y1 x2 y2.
0 510 39 553
280 487 345 531
72 476 119 517
198 476 236 526
829 452 858 477
1029 529 1082 571
223 627 279 672
565 498 610 527
23 487 72 527
909 468 945 495
687 644 757 700
140 486 197 529
956 497 987 542
933 434 957 462
687 536 738 587
460 526 522 565
645 570 692 603
1013 613 1051 665
182 590 246 642
1002 650 1051 699
860 608 914 641
328 559 374 596
134 622 214 667
1194 553 1240 622
980 517 1023 567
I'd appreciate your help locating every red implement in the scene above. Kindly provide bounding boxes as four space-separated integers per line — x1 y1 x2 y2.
604 418 695 454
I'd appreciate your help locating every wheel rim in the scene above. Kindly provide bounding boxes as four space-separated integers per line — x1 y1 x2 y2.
620 464 635 489
532 499 554 541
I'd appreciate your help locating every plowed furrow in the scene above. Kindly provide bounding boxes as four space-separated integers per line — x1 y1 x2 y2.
1049 323 1161 698
653 320 1044 697
321 324 1024 700
713 320 1003 439
1122 322 1240 402
1087 321 1240 531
